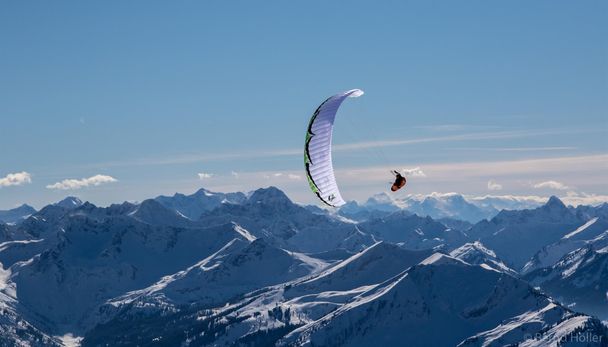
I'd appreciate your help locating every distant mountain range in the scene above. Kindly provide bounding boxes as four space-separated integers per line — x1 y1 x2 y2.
0 187 606 346
335 192 551 223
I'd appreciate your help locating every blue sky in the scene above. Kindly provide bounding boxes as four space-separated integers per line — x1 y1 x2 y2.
1 1 606 209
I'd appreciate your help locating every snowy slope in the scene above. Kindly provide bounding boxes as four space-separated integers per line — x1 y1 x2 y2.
524 246 608 320
279 254 605 347
0 259 62 347
522 217 608 274
285 242 433 296
79 246 608 347
81 242 434 346
459 303 608 347
109 238 329 310
6 207 255 334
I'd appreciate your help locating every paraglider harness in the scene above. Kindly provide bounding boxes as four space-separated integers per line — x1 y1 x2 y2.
391 170 406 192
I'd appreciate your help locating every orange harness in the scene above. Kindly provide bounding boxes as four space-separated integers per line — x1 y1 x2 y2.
391 175 406 192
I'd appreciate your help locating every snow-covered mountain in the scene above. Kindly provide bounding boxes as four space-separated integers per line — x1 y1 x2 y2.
3 203 256 335
524 245 608 320
107 238 328 310
467 196 587 270
84 247 607 347
155 188 246 220
449 241 517 275
129 198 196 227
82 242 435 346
54 196 83 209
521 216 608 274
358 211 469 251
279 254 605 347
0 204 36 224
199 187 376 253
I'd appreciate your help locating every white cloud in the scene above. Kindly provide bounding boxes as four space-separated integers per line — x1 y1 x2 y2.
197 173 214 179
0 172 32 187
561 192 608 206
533 180 569 190
46 174 117 190
487 180 503 191
262 172 300 180
402 167 426 177
231 171 240 179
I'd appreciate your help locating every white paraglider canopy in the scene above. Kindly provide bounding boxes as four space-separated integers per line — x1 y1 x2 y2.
304 89 364 207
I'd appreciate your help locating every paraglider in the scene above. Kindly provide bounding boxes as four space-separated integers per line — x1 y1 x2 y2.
304 89 408 207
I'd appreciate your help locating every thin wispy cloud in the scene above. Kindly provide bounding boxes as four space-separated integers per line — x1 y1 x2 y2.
487 180 503 191
533 180 569 190
86 128 588 169
46 174 117 190
197 173 214 179
448 146 577 152
336 154 607 180
0 172 32 187
231 171 240 179
330 129 571 152
204 154 607 190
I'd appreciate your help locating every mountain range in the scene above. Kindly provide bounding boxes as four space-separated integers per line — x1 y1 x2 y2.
0 187 606 346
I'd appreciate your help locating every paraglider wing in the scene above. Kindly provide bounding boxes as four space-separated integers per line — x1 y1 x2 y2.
304 89 364 207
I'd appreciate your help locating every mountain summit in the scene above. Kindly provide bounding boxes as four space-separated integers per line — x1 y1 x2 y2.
54 196 83 209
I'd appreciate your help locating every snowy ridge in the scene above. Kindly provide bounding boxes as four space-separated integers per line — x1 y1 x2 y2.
450 241 517 275
522 217 608 274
